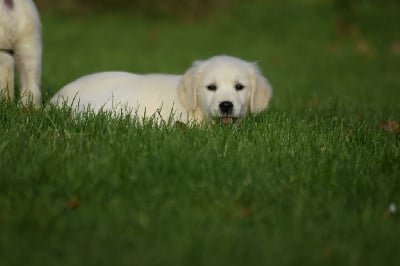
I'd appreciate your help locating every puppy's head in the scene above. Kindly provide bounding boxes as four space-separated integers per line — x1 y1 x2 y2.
178 55 272 123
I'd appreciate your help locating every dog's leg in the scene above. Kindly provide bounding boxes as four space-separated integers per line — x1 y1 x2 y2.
15 29 42 107
0 52 15 102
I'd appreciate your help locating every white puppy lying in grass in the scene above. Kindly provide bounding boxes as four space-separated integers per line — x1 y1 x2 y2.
0 0 42 106
51 55 272 124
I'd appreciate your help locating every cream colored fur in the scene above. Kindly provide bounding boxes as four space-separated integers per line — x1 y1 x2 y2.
0 0 42 106
51 55 272 123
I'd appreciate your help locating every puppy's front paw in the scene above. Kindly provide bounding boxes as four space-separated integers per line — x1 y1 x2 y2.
20 90 41 108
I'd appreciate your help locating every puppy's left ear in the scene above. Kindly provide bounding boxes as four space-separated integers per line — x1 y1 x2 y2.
178 61 202 111
250 64 272 113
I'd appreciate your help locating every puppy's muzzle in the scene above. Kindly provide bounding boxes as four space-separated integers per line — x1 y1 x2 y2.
218 101 238 125
219 101 234 116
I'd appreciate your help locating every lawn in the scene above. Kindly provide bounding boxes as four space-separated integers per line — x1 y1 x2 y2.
1 1 400 265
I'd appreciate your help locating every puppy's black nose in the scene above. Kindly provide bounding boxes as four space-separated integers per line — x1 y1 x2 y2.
219 101 234 115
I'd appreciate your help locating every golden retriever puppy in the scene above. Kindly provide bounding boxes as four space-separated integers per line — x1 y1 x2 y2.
50 55 272 124
0 0 42 106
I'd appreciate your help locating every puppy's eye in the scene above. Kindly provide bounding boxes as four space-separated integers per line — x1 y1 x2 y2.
207 84 217 91
235 83 245 91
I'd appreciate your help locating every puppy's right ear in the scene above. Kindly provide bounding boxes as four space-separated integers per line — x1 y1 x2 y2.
249 63 272 114
178 62 202 111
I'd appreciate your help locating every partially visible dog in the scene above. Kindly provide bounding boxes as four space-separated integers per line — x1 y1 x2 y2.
51 55 272 124
0 0 42 106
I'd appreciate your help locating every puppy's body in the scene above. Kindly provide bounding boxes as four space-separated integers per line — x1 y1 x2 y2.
0 0 42 106
51 56 272 123
53 72 199 122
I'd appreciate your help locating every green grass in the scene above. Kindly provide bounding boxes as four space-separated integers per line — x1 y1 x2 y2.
1 1 400 265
